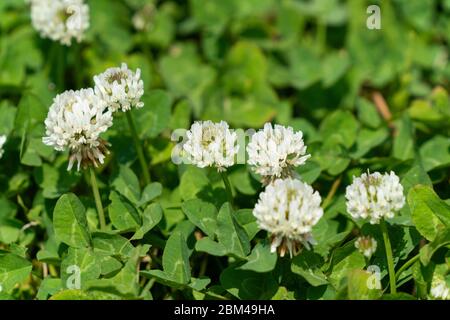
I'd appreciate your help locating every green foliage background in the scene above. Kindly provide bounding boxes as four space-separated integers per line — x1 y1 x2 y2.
0 0 450 300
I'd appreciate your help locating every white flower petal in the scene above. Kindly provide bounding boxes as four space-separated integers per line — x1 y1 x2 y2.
247 123 310 180
93 63 144 112
183 120 239 170
42 88 113 171
253 178 323 257
345 171 405 224
354 236 377 258
30 0 89 46
0 135 6 159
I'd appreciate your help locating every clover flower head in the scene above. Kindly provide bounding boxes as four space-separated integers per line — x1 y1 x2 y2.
0 135 6 159
94 63 145 112
253 178 323 258
183 120 239 171
42 88 113 171
30 0 89 46
430 276 450 300
247 123 310 185
132 4 154 31
345 171 405 224
354 236 377 258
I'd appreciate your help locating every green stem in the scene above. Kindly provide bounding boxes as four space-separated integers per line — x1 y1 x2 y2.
48 264 58 277
90 167 106 230
199 255 208 277
151 255 162 267
395 254 420 282
220 171 233 206
74 42 83 88
126 112 151 185
203 291 229 300
380 219 396 294
55 44 65 91
322 175 342 209
316 19 327 53
140 278 156 298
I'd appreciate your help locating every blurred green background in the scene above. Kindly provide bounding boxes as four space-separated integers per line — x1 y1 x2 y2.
1 0 449 123
1 0 449 193
1 0 450 300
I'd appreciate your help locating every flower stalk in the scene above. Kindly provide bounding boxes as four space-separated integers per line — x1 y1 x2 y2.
395 253 419 282
220 171 234 206
56 43 66 91
380 219 396 294
90 167 106 230
126 112 151 185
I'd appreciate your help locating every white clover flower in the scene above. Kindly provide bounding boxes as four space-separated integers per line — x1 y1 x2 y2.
183 120 239 171
0 135 6 159
345 171 405 224
132 4 154 31
43 88 113 171
247 123 310 185
430 276 450 300
30 0 89 46
93 63 144 112
354 236 377 258
253 178 323 258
